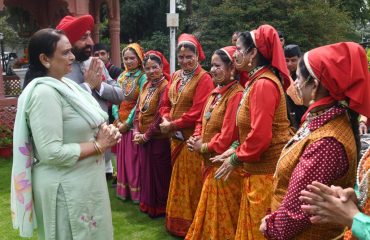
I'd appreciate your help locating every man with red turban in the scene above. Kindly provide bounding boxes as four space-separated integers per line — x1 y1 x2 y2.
56 15 125 181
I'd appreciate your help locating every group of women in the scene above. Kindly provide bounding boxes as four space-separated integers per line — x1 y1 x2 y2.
111 23 370 240
10 21 370 240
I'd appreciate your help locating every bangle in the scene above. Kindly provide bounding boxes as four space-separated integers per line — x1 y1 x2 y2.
230 153 241 166
142 134 148 142
200 143 208 154
231 141 240 149
93 141 104 155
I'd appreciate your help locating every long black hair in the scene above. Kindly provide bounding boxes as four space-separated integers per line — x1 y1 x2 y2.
23 28 65 88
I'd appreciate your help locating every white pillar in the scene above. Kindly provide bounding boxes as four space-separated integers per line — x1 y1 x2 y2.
167 0 178 74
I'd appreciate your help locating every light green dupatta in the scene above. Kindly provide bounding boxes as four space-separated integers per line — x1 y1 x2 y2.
10 76 107 237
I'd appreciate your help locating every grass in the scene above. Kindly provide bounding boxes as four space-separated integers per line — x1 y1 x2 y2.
0 157 180 240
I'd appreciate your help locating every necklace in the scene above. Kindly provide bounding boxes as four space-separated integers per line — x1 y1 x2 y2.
140 77 164 113
274 120 311 177
119 70 142 97
236 66 266 124
179 65 198 92
204 93 222 121
248 66 265 77
204 82 237 121
170 65 198 105
274 106 336 177
357 147 370 208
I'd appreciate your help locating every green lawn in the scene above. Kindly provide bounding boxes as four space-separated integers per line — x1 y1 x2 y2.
0 158 180 240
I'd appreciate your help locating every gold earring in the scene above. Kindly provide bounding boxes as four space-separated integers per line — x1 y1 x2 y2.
248 58 252 67
309 99 315 105
230 76 235 81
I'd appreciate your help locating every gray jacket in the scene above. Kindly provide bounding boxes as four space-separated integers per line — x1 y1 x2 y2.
65 59 124 112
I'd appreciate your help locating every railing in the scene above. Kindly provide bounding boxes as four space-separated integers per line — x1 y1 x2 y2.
3 75 21 97
0 97 17 128
0 74 20 133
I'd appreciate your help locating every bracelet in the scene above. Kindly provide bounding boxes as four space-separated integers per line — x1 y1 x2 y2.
230 140 240 149
200 143 208 154
142 134 148 143
230 153 241 167
93 141 104 155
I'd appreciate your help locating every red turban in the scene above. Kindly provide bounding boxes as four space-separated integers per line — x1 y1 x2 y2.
56 15 94 45
304 42 370 118
251 24 290 90
178 33 206 62
145 50 170 81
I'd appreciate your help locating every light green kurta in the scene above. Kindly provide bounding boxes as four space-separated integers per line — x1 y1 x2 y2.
26 84 113 240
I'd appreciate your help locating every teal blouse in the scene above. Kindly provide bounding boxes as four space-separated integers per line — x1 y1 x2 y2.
352 184 370 240
112 70 147 127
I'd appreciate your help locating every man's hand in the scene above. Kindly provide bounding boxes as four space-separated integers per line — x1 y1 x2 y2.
84 57 103 90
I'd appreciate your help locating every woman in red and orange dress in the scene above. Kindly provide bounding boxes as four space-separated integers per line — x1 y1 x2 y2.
115 43 147 202
159 33 214 237
185 46 244 240
261 42 368 239
212 25 293 240
132 50 172 218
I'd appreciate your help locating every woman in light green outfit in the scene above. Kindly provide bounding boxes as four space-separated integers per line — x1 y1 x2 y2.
11 29 121 239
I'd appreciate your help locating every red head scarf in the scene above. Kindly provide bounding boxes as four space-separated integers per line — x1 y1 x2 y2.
56 15 94 45
178 33 206 62
145 50 170 81
220 46 236 61
251 24 290 90
303 42 370 118
220 46 248 85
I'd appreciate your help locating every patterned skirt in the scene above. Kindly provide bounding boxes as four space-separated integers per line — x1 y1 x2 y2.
165 139 203 237
185 166 243 240
235 174 273 240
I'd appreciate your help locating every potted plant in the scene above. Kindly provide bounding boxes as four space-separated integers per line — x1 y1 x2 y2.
0 124 13 158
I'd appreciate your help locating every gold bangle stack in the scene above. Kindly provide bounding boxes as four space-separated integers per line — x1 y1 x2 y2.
200 143 208 154
93 141 104 155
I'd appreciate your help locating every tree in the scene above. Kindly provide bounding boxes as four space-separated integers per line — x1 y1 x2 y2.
333 0 370 26
184 0 355 69
140 31 170 58
120 0 168 43
0 12 23 52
